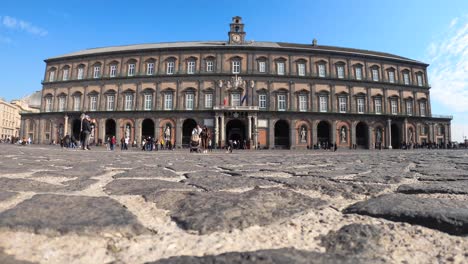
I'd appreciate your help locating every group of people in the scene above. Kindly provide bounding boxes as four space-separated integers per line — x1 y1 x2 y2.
141 136 173 151
191 124 212 153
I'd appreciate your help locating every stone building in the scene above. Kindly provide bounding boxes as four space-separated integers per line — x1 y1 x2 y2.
21 16 451 149
0 98 21 141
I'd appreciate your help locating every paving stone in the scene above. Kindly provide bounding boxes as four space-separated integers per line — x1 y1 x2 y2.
166 163 205 172
145 188 327 234
0 194 147 235
147 248 384 264
104 179 193 195
0 191 17 202
0 178 60 192
344 194 468 235
0 248 37 264
113 167 180 179
397 181 468 194
182 174 276 191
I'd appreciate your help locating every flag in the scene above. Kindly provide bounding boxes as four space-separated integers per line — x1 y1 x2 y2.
241 88 248 105
223 97 228 106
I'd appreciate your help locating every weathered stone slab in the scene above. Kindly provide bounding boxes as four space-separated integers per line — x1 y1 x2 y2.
0 178 60 192
0 194 146 235
344 194 468 235
145 188 327 234
104 179 193 195
147 248 383 264
398 181 468 194
0 191 17 202
113 167 180 179
0 247 37 264
182 174 277 191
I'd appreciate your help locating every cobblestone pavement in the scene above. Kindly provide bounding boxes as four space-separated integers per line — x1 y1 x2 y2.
0 144 467 264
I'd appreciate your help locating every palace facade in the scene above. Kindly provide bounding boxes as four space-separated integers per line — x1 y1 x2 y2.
21 16 451 149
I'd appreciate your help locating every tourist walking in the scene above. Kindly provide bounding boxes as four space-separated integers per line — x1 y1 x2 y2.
81 115 92 150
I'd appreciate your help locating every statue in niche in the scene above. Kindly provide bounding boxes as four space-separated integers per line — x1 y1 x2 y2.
217 80 223 88
341 127 347 143
125 124 131 138
164 125 171 141
409 129 413 143
250 80 255 88
376 128 382 143
300 126 307 143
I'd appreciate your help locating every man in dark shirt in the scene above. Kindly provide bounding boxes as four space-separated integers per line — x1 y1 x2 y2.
81 115 92 150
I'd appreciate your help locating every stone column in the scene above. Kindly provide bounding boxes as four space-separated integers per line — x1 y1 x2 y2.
331 120 336 144
100 118 106 142
248 115 252 141
351 122 356 147
176 118 183 148
290 119 296 149
214 115 219 148
403 119 408 143
368 126 373 149
387 119 392 149
444 124 449 145
253 116 258 149
220 114 225 147
269 118 275 149
154 118 160 140
64 115 69 136
312 120 317 145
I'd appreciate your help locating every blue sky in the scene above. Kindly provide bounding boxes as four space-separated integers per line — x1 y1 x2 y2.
0 0 467 141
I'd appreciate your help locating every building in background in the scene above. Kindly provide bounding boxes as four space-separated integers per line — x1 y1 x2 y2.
0 98 21 141
21 16 451 149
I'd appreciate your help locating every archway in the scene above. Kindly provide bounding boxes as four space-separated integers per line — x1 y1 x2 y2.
317 121 330 146
274 120 290 149
226 119 246 148
355 122 368 149
182 118 197 147
105 119 116 140
141 119 154 139
71 119 81 140
391 124 400 149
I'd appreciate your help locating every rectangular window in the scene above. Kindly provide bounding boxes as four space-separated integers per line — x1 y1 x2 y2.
375 98 382 114
205 93 213 108
63 69 69 81
299 94 307 112
391 100 398 115
357 98 365 113
93 66 101 79
49 71 55 82
259 94 266 109
144 94 152 110
107 95 115 111
406 101 413 115
372 69 379 81
77 67 84 80
277 62 285 75
110 65 117 77
231 93 240 106
128 64 135 76
388 71 395 83
167 61 174 74
232 61 241 74
58 97 66 112
164 93 173 110
298 63 305 76
259 61 266 73
337 65 344 79
73 96 81 111
187 61 195 74
186 93 194 110
319 96 328 112
90 96 97 111
403 73 410 85
206 61 214 72
147 63 154 75
45 98 52 112
278 94 286 111
339 97 347 113
318 64 326 77
355 67 362 80
420 102 426 117
417 75 423 86
124 94 133 111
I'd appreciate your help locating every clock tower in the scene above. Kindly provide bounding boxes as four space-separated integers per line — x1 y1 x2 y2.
228 16 246 45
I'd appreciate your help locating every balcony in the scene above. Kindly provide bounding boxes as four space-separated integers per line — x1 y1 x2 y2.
213 106 259 111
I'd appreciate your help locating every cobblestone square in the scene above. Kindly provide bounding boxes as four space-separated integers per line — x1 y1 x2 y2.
0 145 467 263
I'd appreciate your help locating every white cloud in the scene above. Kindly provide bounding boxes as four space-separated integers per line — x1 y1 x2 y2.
451 122 468 143
1 15 48 37
427 15 468 112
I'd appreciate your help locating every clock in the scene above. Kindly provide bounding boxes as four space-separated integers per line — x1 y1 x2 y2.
232 34 241 43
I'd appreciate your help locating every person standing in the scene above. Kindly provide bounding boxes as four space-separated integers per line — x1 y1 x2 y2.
124 136 129 150
81 115 92 150
110 136 116 150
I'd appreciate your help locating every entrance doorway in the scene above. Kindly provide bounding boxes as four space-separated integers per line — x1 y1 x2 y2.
356 122 368 149
274 120 290 149
72 119 81 140
317 121 330 146
182 118 197 147
226 119 245 148
142 119 155 139
391 124 400 149
105 119 116 140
